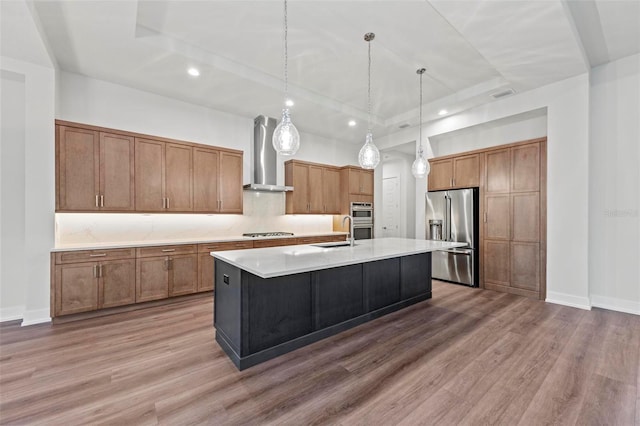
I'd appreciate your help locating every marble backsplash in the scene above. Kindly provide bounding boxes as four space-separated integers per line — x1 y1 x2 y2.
55 192 335 245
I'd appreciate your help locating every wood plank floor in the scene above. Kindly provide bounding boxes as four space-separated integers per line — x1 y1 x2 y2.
1 281 639 425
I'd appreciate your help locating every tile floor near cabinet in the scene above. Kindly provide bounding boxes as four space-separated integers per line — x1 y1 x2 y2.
1 281 639 425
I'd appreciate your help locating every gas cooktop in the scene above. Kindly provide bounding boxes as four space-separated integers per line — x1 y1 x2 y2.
242 232 294 238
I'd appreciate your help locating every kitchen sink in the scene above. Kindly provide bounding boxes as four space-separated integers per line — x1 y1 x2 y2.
311 241 356 248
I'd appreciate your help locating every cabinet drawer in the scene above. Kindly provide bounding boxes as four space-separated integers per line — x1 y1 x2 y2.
55 248 135 264
296 235 345 245
252 238 296 248
136 244 197 258
198 241 254 253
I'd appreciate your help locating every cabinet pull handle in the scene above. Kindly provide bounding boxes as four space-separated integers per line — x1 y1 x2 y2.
95 195 99 207
161 249 176 252
484 212 487 223
450 178 453 187
164 257 170 270
166 198 170 209
93 265 98 278
162 198 166 209
219 200 222 210
100 195 104 207
89 253 107 257
98 264 103 278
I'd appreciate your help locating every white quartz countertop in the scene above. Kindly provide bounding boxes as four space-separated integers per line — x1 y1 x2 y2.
51 232 348 252
211 238 466 279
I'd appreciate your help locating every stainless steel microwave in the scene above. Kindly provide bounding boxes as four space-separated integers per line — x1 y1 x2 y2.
350 202 373 223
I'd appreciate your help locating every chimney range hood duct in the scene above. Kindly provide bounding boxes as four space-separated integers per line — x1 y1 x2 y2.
243 115 293 192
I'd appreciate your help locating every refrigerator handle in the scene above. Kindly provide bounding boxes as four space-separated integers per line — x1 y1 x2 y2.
445 195 452 241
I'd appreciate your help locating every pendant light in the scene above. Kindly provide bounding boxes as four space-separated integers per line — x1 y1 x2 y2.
412 68 430 178
358 32 380 170
272 0 300 156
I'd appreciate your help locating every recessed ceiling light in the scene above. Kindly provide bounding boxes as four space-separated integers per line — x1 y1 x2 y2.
285 99 294 107
348 120 357 127
438 109 447 116
188 67 200 77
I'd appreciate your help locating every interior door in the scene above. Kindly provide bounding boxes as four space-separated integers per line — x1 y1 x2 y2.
382 177 400 237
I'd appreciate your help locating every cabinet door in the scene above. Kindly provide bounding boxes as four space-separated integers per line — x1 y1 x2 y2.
511 242 540 292
360 170 374 195
135 138 165 211
511 193 539 242
348 169 361 194
55 263 98 316
308 165 324 213
168 254 198 296
100 133 135 211
483 240 510 287
485 194 510 240
322 168 340 214
198 252 215 292
485 149 510 193
57 126 100 211
453 154 479 188
511 143 540 192
165 143 193 211
99 259 136 309
136 257 169 302
291 163 310 213
428 159 453 191
219 151 243 213
193 147 219 212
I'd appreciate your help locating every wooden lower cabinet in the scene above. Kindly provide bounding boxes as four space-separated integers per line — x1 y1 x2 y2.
136 252 198 302
53 235 345 317
54 258 135 316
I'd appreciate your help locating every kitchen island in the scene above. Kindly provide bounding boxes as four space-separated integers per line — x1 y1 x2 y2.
211 238 465 370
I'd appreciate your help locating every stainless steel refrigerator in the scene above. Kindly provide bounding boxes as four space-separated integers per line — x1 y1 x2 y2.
425 188 479 287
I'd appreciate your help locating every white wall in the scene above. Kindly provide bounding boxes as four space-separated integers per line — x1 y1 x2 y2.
1 70 27 321
377 73 592 310
0 58 56 325
588 54 640 315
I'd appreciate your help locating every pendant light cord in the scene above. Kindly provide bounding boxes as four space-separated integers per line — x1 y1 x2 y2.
419 71 423 154
367 39 372 134
284 0 289 100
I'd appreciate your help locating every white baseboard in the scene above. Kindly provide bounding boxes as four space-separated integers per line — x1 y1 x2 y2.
0 305 25 322
546 291 592 311
21 308 51 326
591 295 640 316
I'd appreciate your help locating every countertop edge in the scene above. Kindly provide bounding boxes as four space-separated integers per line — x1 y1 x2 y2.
211 239 466 279
52 232 349 252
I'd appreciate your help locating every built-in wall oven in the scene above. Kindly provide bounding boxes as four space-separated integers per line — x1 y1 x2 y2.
350 202 373 240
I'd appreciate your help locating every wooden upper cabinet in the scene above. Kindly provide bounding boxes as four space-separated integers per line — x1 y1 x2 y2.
428 155 479 191
135 138 165 211
57 126 100 211
428 159 453 191
308 165 324 213
345 167 373 195
285 160 345 214
511 143 540 192
322 168 341 214
56 121 243 214
193 147 219 212
219 151 243 213
57 126 135 212
453 155 479 188
485 149 510 194
165 143 193 212
285 161 311 214
100 133 135 211
136 139 193 212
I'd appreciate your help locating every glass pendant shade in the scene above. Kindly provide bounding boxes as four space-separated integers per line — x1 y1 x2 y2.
272 108 300 156
411 147 430 178
358 132 380 169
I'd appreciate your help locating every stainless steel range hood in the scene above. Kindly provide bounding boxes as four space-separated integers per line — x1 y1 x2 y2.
243 115 293 192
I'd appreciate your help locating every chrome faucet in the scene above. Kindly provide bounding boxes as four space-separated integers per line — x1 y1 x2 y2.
342 215 355 247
